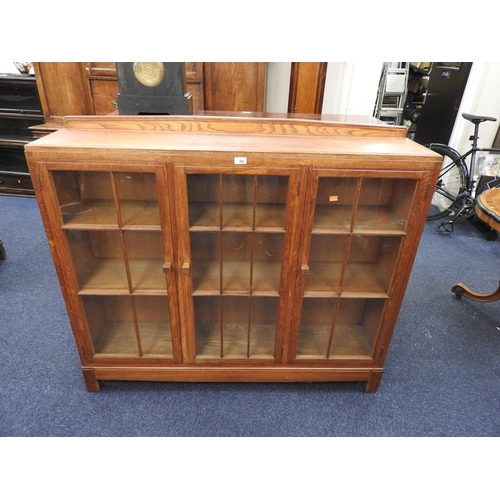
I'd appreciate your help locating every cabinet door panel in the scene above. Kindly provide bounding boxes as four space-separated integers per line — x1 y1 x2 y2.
293 173 419 362
44 164 179 361
178 167 301 362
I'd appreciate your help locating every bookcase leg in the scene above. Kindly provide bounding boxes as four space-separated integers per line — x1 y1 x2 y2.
364 372 383 393
82 368 101 392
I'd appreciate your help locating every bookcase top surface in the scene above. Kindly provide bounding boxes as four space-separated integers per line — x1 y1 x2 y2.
25 115 441 161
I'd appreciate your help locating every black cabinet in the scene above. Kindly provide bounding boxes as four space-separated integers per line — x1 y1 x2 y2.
0 74 44 196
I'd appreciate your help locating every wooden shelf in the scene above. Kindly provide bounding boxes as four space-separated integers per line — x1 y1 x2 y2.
188 202 287 231
312 205 353 233
342 263 393 295
296 324 374 358
354 207 408 234
313 205 408 235
60 199 161 228
304 262 393 297
93 321 173 358
195 321 275 358
192 260 282 296
76 258 167 294
304 262 343 295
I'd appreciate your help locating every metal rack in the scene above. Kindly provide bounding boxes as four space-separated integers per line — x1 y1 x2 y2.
374 62 409 125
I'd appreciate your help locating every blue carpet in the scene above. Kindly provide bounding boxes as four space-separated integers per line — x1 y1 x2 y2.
1 195 499 437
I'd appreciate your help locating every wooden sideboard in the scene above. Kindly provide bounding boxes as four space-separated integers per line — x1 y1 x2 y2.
25 114 441 392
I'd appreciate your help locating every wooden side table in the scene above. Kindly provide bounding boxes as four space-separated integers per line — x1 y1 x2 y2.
452 188 500 302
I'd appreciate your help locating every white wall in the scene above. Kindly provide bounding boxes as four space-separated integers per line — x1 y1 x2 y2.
450 62 500 152
0 62 34 74
323 62 382 116
264 62 291 112
264 62 383 116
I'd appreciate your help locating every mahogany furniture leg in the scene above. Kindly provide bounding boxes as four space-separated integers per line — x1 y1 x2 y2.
364 372 383 393
454 190 500 302
82 368 101 392
451 280 500 303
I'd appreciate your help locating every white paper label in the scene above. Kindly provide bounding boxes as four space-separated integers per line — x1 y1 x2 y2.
234 157 247 165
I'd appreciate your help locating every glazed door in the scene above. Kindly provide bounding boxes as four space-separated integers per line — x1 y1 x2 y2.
42 164 181 362
291 171 422 362
175 165 303 363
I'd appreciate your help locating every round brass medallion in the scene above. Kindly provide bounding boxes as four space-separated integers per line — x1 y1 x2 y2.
133 62 165 87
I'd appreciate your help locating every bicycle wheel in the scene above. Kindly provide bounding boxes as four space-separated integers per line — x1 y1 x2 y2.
425 143 468 221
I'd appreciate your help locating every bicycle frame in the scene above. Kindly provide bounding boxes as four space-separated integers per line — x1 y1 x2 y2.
464 119 500 191
430 143 500 194
457 146 500 192
426 113 500 232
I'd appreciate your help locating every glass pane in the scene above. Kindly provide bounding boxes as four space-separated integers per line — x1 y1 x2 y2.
52 171 117 226
114 172 161 227
66 230 128 292
305 234 348 295
187 174 220 228
354 178 417 233
190 232 220 294
297 297 384 359
123 230 166 293
83 295 139 357
313 177 358 232
223 175 254 228
134 296 173 357
253 232 283 295
343 235 402 294
194 296 221 357
249 297 277 358
222 296 251 358
297 298 336 357
255 176 288 229
190 231 283 295
222 232 251 293
82 295 173 358
329 299 385 357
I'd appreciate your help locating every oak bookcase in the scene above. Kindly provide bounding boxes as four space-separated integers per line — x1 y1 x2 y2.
25 114 441 392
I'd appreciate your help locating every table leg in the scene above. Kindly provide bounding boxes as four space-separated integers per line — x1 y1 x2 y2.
451 280 500 303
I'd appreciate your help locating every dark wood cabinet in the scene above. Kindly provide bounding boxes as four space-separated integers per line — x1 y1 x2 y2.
203 62 265 111
85 62 119 115
31 62 267 137
34 63 94 124
0 74 44 196
25 114 441 392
